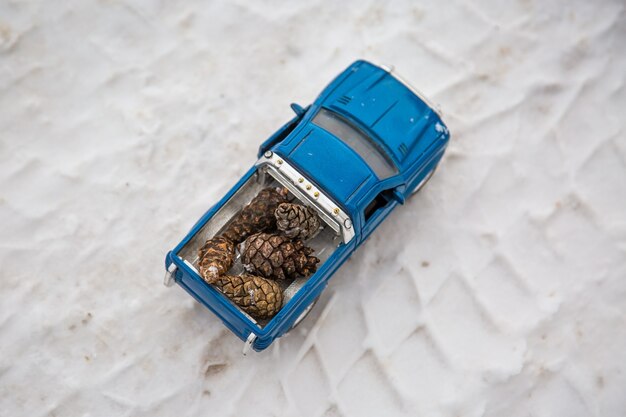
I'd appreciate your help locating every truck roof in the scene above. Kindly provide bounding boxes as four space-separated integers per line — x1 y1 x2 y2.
278 124 379 207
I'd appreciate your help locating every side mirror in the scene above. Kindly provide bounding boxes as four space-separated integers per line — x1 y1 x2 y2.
392 189 405 205
290 103 305 116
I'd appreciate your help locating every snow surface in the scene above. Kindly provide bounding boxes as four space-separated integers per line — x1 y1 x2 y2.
1 1 625 416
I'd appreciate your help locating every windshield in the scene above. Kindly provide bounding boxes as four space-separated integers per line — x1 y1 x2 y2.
312 108 398 180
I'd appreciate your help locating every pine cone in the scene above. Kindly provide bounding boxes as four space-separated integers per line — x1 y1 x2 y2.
275 202 321 240
240 232 320 280
221 187 289 243
210 273 283 319
198 236 235 281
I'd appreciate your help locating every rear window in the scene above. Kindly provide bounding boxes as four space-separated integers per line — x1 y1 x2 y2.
312 108 398 180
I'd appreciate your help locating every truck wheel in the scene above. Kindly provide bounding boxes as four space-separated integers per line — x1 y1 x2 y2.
410 166 437 198
290 297 319 331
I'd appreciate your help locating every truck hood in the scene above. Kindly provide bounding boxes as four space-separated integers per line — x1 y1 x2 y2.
323 63 438 165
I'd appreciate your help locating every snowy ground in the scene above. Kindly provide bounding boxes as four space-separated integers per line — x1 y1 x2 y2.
1 1 625 416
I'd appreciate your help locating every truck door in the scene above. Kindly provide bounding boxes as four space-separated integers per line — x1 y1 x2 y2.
360 188 400 241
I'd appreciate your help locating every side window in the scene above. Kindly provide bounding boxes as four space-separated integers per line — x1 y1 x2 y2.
273 116 299 144
364 189 396 222
258 114 302 156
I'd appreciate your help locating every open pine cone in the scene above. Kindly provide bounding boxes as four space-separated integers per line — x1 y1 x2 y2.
221 187 288 244
240 232 319 280
275 202 321 240
198 236 235 281
210 273 283 319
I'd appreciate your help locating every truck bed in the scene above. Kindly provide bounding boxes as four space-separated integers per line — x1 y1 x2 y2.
176 167 342 327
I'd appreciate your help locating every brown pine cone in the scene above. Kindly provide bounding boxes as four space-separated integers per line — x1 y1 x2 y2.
198 236 235 281
240 232 320 280
275 202 321 240
211 273 283 319
221 187 289 244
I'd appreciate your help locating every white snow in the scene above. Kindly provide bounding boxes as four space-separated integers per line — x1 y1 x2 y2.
1 1 625 416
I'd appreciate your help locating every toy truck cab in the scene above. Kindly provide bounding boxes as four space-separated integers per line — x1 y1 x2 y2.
262 60 449 241
164 60 449 352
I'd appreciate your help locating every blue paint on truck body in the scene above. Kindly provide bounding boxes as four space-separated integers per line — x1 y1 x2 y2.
165 60 450 351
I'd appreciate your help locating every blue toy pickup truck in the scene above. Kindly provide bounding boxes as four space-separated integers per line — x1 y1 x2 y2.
164 60 450 352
